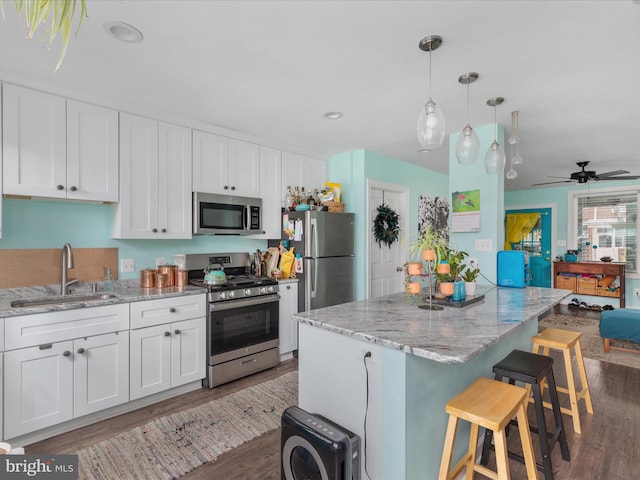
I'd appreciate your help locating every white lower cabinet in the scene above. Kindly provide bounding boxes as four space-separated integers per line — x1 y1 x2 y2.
4 331 129 439
129 295 207 400
279 282 299 357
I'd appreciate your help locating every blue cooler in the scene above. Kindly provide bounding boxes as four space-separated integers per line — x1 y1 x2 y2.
497 251 531 288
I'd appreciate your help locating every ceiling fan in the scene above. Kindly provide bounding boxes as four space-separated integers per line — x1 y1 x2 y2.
532 161 640 186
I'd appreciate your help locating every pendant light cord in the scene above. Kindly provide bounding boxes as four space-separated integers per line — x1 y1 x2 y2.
428 49 432 98
466 82 470 123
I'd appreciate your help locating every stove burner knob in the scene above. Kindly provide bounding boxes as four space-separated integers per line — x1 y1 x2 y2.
219 292 226 300
245 289 252 296
259 287 266 294
228 291 235 298
267 286 275 293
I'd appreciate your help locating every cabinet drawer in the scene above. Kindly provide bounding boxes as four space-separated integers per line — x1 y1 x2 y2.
603 264 623 276
130 294 206 329
559 263 604 275
5 304 129 351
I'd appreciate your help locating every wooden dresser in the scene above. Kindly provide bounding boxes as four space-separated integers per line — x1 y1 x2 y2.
553 261 625 307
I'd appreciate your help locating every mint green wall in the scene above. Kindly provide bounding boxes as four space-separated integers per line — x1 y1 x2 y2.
449 123 504 283
506 181 640 308
327 149 448 300
0 198 268 279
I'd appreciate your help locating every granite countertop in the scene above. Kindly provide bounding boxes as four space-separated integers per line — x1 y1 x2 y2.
293 285 570 364
0 281 207 318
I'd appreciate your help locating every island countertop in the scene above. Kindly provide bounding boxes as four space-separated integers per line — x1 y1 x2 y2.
293 285 570 364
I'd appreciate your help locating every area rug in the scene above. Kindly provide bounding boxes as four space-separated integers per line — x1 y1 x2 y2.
539 314 640 370
78 371 298 480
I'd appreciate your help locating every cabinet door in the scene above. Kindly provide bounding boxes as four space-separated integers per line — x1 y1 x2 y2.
2 84 66 198
158 122 192 239
170 317 206 388
114 113 159 239
279 282 299 356
4 342 73 438
130 324 171 400
258 146 282 239
192 131 228 194
74 332 129 417
281 151 327 196
229 139 260 197
67 100 119 202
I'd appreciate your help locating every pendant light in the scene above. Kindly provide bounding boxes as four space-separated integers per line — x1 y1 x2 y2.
417 35 446 152
505 143 518 180
455 72 480 164
510 110 523 165
484 97 506 175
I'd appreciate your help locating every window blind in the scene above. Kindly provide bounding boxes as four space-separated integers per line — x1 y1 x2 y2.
576 192 638 272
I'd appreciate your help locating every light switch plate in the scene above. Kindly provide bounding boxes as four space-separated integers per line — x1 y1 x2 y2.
120 258 135 273
156 257 166 267
475 239 493 251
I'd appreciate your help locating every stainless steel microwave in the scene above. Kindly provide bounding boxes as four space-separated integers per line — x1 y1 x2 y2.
193 192 262 235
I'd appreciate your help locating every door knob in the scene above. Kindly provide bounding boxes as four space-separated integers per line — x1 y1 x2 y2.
396 266 403 272
545 257 551 261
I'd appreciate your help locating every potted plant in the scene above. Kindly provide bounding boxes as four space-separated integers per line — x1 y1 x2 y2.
460 264 480 296
435 247 468 296
409 225 448 263
403 262 422 294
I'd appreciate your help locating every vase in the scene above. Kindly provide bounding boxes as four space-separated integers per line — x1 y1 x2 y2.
439 281 454 296
422 249 436 261
465 281 477 296
407 262 423 275
452 280 466 301
407 282 421 294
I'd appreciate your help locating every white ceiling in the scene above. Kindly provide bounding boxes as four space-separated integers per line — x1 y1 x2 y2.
1 0 639 192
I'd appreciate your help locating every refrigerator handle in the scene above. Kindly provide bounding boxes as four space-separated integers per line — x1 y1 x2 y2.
310 217 317 258
310 259 316 299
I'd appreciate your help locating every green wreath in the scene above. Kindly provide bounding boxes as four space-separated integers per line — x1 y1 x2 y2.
373 203 400 248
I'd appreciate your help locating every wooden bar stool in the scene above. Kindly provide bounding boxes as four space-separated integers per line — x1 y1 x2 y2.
481 350 570 480
531 327 594 434
438 377 538 480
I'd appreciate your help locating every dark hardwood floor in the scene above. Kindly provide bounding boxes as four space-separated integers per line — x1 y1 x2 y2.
27 309 640 479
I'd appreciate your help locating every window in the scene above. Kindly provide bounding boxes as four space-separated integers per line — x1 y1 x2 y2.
571 189 638 273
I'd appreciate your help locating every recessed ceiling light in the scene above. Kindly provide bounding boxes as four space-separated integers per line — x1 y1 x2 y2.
323 112 343 120
103 21 144 43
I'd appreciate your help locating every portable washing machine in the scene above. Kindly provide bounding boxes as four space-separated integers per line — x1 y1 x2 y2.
497 250 531 288
281 406 361 480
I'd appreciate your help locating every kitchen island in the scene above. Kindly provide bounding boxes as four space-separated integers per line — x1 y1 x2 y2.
293 286 569 480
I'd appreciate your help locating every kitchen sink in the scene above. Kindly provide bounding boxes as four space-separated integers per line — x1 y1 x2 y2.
10 294 118 308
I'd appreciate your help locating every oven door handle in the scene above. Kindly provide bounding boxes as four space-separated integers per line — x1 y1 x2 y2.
210 293 280 311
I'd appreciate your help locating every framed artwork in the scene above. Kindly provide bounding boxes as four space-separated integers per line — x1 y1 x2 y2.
418 195 449 241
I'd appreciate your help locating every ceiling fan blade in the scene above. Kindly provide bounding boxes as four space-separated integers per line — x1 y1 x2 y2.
531 180 574 186
596 175 640 181
546 176 572 180
596 170 630 177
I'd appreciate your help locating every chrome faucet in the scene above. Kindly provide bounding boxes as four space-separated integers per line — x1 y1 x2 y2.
60 243 79 295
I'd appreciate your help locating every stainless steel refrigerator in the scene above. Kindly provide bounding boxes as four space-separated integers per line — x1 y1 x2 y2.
280 211 355 312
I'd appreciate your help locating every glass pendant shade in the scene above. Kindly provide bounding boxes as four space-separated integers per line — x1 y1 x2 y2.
505 167 518 179
417 98 446 151
484 140 506 174
455 123 480 164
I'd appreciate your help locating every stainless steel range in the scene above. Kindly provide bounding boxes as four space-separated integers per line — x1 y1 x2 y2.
185 252 279 388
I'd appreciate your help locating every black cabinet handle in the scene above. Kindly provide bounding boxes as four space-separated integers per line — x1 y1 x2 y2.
152 228 158 233
62 350 71 356
231 186 236 191
224 185 229 190
174 329 181 335
57 185 64 190
77 347 85 354
169 307 176 313
161 228 167 233
70 186 77 192
164 331 170 337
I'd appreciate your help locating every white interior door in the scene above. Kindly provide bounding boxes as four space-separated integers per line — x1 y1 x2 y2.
369 183 408 298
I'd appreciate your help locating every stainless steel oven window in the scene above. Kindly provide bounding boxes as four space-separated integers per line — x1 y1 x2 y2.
209 295 279 355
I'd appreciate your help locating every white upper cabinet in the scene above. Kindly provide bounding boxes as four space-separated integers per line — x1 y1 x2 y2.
2 84 118 201
192 131 260 197
113 113 192 239
67 100 119 202
281 151 327 196
258 146 282 239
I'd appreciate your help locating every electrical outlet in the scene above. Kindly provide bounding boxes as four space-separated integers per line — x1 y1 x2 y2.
469 258 478 270
156 257 166 267
475 239 493 252
120 258 135 273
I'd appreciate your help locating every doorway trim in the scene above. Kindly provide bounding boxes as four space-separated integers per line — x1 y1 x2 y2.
367 179 410 299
